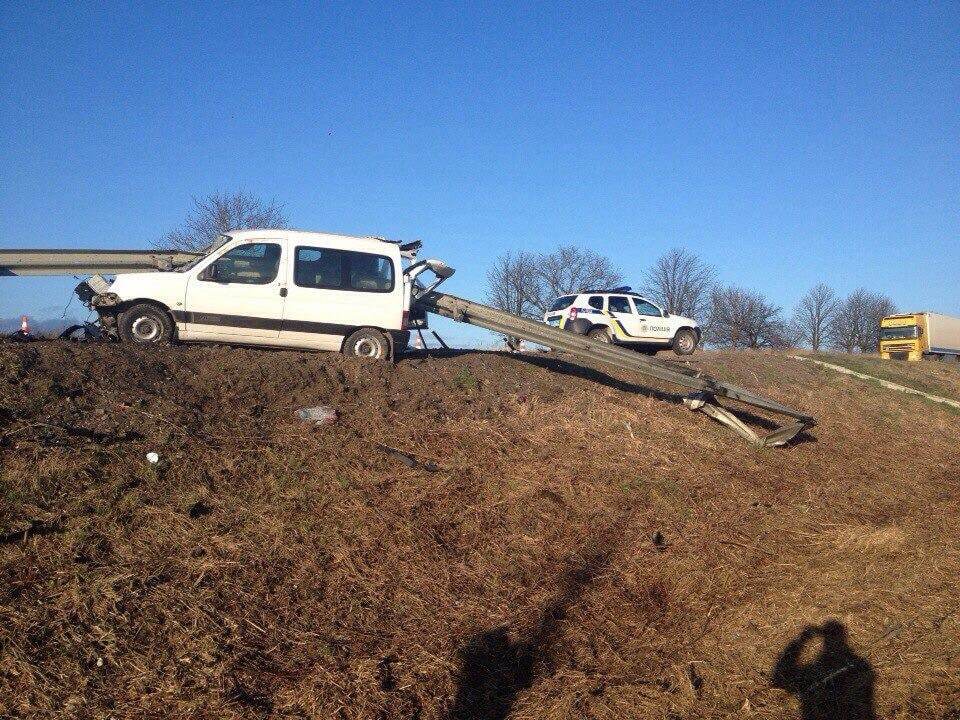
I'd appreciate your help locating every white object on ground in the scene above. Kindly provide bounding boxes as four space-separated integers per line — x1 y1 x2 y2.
146 452 159 464
295 406 338 425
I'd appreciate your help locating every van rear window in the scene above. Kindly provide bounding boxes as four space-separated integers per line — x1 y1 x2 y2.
294 247 394 293
550 295 576 312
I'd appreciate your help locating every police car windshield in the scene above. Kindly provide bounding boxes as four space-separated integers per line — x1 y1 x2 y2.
549 295 576 312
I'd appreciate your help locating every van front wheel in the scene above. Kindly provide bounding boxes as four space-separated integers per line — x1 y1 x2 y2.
343 328 390 360
119 303 174 345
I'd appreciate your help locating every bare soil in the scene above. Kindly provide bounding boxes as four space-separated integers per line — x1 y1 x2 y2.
1 341 958 719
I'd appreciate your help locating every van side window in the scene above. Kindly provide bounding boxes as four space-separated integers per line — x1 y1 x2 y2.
206 243 281 284
294 247 344 289
294 247 395 293
349 254 393 292
608 296 632 314
588 296 604 310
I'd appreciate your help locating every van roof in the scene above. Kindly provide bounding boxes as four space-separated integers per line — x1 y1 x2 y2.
229 228 409 253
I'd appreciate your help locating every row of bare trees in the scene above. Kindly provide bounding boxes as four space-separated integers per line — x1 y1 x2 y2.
487 245 896 352
794 285 896 353
485 247 623 318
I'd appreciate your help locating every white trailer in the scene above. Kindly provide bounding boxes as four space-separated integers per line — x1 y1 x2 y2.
926 313 960 359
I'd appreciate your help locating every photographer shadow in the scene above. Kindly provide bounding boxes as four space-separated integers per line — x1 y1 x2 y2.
771 620 876 720
448 548 612 720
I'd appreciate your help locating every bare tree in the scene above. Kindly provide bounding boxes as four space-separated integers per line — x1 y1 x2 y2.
160 191 287 252
535 246 622 314
865 293 897 351
485 251 543 319
829 289 897 353
792 283 838 352
706 285 791 349
829 290 866 353
485 246 622 318
641 248 715 321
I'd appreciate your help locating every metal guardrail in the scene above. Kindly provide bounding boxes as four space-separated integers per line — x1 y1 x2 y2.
0 249 199 276
418 291 815 446
0 247 815 445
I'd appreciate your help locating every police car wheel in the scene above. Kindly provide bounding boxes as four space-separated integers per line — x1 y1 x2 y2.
566 318 593 335
587 327 611 343
673 328 698 355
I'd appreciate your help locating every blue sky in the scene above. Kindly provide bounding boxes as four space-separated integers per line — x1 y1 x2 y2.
2 2 958 345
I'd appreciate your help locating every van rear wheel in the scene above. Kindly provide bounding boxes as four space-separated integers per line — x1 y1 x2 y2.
119 303 174 345
343 328 390 360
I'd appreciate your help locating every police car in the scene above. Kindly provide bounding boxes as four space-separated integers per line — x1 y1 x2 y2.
543 288 701 355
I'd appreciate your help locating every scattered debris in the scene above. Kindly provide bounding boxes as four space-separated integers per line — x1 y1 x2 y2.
0 517 64 545
295 406 338 425
686 662 704 696
377 443 440 472
59 322 106 342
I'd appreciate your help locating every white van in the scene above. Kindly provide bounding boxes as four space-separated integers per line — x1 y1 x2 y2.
81 229 452 359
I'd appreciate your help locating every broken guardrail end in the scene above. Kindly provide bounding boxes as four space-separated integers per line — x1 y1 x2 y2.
684 392 809 448
754 421 809 448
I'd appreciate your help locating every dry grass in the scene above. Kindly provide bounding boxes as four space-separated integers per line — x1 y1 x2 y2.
1 343 958 719
814 352 960 403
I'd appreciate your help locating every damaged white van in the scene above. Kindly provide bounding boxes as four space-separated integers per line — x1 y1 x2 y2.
76 229 453 359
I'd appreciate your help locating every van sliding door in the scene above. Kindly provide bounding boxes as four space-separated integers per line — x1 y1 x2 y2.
281 245 400 350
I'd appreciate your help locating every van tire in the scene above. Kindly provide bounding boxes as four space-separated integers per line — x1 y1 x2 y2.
343 328 390 360
119 303 174 345
672 328 698 356
587 327 611 343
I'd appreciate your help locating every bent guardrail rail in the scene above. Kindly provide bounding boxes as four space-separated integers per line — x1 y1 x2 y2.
418 291 815 447
0 249 200 276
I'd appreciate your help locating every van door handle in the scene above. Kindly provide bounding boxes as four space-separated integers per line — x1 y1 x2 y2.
279 287 288 297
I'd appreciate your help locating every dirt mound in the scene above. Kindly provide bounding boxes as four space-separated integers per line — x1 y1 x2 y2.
1 342 958 719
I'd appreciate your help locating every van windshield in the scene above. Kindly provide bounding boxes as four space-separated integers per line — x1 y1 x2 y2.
176 234 232 272
549 295 576 312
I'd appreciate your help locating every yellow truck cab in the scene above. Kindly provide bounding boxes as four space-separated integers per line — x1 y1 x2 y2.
880 312 960 361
